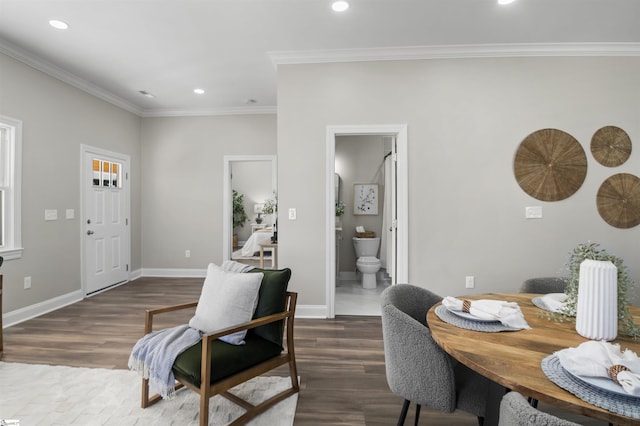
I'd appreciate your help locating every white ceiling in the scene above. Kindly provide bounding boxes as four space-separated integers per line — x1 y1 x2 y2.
1 0 640 116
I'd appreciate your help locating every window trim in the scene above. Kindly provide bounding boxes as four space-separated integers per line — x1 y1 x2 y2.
0 114 23 260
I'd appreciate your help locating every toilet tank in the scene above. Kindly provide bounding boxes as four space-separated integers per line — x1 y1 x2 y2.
352 237 380 257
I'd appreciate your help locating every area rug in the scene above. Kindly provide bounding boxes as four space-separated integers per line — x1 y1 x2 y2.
0 362 298 426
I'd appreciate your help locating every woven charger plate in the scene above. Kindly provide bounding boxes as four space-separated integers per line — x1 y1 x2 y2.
434 305 521 332
541 354 640 419
514 129 587 201
597 173 640 229
591 126 632 167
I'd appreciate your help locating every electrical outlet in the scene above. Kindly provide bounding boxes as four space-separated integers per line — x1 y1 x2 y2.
24 276 32 289
288 208 296 220
185 250 191 258
465 276 475 289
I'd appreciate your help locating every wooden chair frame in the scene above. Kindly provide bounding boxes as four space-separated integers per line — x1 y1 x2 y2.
140 291 299 426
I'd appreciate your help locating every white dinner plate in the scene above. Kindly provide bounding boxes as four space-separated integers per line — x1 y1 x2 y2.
560 362 638 398
445 307 499 323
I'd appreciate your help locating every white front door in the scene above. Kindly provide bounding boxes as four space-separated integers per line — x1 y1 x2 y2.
82 146 130 295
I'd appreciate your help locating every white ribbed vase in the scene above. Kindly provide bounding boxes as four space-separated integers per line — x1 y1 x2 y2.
575 259 618 341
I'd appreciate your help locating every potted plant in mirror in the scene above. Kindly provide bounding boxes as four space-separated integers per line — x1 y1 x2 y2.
335 201 345 227
232 190 248 249
550 241 639 340
262 192 277 242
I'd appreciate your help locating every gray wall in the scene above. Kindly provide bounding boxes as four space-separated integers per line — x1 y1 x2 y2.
0 52 141 312
139 115 277 270
278 57 640 307
4 51 640 317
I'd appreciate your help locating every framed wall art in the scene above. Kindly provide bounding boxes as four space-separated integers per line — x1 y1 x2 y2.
353 183 378 215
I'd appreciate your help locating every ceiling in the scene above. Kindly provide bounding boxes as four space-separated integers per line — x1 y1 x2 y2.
1 0 640 117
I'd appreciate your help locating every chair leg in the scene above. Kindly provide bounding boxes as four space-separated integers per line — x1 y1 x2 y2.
477 416 484 426
199 388 210 426
398 399 410 426
414 404 421 426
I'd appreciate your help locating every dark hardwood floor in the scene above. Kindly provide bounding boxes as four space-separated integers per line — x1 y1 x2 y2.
1 277 605 425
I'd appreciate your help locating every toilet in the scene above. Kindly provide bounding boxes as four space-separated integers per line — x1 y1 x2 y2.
352 237 381 289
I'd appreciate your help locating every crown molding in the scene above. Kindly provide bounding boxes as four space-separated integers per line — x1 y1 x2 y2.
0 39 276 118
139 105 277 117
269 42 640 66
0 39 144 116
4 39 639 118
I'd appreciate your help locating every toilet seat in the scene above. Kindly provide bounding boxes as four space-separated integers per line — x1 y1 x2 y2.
357 256 381 265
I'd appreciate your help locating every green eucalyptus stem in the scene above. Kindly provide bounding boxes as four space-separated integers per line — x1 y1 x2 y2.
551 242 639 340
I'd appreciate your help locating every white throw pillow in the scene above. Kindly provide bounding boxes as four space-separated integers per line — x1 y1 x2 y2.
189 263 263 345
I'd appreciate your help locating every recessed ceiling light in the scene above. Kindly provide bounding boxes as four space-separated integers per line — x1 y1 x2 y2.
138 90 155 98
332 1 349 12
245 99 257 104
497 0 516 4
49 19 69 30
193 88 205 95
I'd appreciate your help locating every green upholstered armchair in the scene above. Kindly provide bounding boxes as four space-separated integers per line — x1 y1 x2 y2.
140 268 298 426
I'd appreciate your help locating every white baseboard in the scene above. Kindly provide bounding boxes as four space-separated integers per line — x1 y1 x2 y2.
296 305 328 318
2 269 331 327
141 268 207 278
3 289 84 328
339 271 357 280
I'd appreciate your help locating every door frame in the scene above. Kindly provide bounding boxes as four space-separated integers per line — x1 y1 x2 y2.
80 144 131 296
222 155 277 262
325 124 408 318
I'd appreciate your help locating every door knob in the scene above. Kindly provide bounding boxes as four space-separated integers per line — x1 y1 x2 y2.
87 230 94 235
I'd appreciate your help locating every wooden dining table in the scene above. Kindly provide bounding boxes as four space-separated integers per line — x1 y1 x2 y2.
426 293 640 426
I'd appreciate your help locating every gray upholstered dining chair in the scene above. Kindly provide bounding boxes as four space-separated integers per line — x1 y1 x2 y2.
498 392 580 426
519 277 567 294
380 284 490 426
519 276 567 409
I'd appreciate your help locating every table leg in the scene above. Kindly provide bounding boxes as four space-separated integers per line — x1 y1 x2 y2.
259 247 265 269
273 246 278 269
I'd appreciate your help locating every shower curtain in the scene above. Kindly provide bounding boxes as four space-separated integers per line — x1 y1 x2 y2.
380 154 393 278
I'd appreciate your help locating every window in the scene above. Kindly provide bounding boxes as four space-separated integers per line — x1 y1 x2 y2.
0 114 22 259
92 159 122 188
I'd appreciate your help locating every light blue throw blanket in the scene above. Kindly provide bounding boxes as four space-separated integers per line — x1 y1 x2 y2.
128 324 203 399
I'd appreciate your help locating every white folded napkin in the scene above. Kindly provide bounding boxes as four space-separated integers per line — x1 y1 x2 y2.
442 296 531 330
538 293 568 312
556 340 640 396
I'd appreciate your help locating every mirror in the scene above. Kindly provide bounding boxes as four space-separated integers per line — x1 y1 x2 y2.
222 155 277 264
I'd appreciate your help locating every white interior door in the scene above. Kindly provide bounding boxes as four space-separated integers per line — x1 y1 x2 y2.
388 137 398 285
82 147 130 295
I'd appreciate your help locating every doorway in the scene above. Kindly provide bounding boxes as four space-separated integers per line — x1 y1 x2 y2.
222 155 277 263
80 145 130 295
325 125 408 318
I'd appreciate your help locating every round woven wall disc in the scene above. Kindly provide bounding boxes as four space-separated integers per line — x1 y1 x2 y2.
514 129 587 201
591 126 632 167
597 173 640 229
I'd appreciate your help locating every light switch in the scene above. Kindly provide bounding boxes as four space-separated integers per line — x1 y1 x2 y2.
66 209 75 219
45 209 58 221
288 208 297 220
525 206 542 219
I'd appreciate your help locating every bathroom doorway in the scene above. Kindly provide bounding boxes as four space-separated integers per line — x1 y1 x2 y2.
325 125 408 318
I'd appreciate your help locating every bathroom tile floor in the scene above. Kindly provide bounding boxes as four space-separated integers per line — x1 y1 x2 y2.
335 278 391 316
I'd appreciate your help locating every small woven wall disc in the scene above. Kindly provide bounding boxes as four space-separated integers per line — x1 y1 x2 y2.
591 126 632 167
514 129 587 201
596 173 640 229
